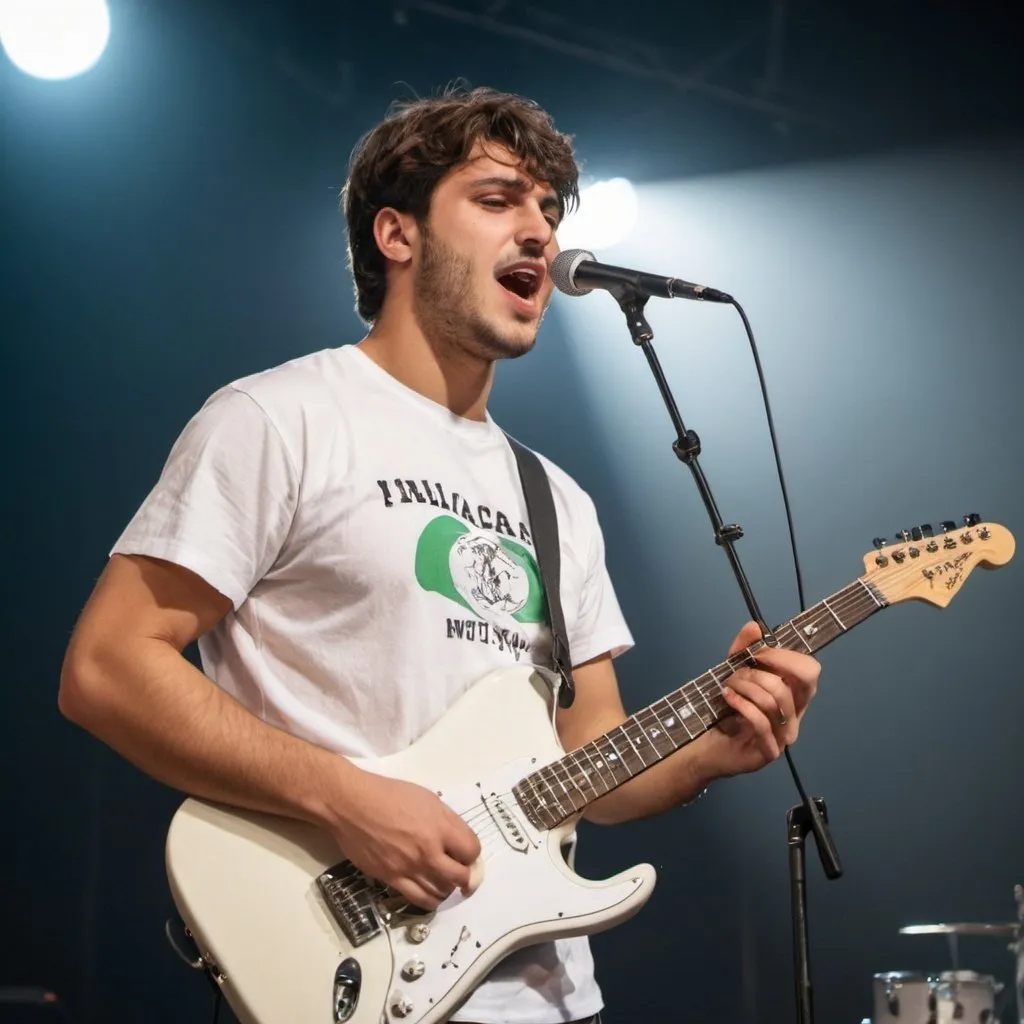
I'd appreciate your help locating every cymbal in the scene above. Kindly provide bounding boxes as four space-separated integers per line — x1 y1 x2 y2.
900 923 1019 937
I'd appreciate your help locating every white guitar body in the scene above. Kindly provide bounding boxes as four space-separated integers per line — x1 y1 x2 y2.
166 666 657 1024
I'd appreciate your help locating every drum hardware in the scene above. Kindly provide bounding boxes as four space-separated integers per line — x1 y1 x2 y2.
870 970 1000 1024
876 891 1024 1024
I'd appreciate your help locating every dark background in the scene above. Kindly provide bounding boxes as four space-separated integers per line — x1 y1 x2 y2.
2 1 1022 1021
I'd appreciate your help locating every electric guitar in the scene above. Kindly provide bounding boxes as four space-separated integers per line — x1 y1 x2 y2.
165 518 1014 1024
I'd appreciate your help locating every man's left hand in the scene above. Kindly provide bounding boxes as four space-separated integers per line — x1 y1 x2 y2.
704 620 820 777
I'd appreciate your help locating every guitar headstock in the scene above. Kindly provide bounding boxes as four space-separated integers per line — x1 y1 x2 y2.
863 516 1014 607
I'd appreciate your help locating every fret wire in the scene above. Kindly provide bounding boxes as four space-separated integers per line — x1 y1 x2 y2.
786 620 815 652
660 694 694 739
544 760 586 812
521 773 545 817
559 750 588 797
519 574 894 829
540 766 573 816
622 716 653 767
571 751 599 800
640 703 681 754
609 726 636 773
691 675 719 723
577 743 610 796
858 577 884 608
603 734 633 778
666 690 702 735
650 700 682 747
535 774 560 817
636 708 673 758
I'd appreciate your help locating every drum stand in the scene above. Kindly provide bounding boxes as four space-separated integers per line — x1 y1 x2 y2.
609 289 843 1024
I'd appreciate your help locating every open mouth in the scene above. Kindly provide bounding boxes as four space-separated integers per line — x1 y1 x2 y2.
496 262 544 303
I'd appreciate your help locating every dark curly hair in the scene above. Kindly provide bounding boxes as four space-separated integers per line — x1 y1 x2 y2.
342 86 580 323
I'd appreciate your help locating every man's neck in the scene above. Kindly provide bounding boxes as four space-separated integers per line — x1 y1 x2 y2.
358 315 494 423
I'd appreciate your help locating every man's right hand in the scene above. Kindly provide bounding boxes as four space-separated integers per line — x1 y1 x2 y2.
325 768 482 911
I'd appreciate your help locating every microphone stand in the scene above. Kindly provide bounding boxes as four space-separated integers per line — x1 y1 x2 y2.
614 289 843 1024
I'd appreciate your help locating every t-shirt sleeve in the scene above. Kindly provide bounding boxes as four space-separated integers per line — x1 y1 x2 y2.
110 386 299 610
567 495 634 668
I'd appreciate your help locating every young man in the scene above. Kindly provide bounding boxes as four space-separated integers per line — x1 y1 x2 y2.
59 88 819 1023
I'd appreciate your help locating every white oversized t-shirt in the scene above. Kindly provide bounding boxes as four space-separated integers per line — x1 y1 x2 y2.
113 344 634 1023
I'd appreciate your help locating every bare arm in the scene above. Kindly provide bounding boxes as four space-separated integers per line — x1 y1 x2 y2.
60 553 346 821
59 553 480 909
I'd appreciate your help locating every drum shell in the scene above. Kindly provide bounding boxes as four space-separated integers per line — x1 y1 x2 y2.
933 970 996 1023
871 969 997 1022
872 971 933 1022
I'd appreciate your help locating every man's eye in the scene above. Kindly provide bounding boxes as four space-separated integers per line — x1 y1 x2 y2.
480 198 509 208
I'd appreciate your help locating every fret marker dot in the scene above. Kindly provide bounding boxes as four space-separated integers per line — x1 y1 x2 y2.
803 625 818 637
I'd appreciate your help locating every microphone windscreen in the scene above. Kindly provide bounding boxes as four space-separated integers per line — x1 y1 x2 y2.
550 248 596 297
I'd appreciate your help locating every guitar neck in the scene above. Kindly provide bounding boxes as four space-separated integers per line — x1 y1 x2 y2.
513 576 888 830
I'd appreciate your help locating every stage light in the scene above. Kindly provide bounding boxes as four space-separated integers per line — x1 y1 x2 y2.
0 0 110 80
558 177 638 252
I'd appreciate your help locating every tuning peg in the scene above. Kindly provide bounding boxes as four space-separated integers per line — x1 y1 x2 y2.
939 520 957 533
910 527 923 541
896 529 911 543
919 524 933 538
872 537 888 549
963 513 981 527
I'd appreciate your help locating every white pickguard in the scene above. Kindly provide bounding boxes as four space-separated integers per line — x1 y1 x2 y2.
166 665 657 1024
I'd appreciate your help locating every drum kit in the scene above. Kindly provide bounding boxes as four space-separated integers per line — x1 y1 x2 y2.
866 885 1023 1024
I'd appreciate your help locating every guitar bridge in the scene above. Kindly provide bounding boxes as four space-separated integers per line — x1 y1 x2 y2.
317 861 384 947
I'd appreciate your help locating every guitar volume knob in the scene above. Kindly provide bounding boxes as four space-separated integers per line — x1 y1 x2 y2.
390 991 414 1018
405 923 430 943
401 959 425 981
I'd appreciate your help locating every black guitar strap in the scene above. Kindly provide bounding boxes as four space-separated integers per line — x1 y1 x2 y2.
504 434 575 709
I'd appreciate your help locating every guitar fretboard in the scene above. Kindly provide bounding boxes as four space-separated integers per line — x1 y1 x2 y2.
512 575 887 830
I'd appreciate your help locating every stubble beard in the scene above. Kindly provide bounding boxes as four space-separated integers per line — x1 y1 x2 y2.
413 225 541 363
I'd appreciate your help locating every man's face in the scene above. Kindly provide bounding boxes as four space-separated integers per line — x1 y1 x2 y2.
412 141 563 362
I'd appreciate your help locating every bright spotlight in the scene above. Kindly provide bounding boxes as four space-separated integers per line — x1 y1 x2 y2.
558 177 638 252
0 0 110 80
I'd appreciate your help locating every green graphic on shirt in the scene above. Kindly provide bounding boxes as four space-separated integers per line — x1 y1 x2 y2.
415 515 546 625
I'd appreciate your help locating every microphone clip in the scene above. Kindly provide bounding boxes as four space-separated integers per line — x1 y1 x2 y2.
615 288 654 345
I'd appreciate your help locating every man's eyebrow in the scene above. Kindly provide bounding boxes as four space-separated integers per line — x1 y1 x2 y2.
468 175 562 215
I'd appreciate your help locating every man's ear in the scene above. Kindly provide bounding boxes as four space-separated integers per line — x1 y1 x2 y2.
372 207 419 266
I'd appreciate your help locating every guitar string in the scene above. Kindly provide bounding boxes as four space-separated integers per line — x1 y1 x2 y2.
457 573 879 834
459 572 881 836
459 546 960 836
333 549 977 905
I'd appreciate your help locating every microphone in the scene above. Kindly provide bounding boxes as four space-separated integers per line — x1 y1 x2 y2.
551 248 732 303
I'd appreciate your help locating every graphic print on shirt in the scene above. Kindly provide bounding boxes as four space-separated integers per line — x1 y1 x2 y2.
415 515 547 661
